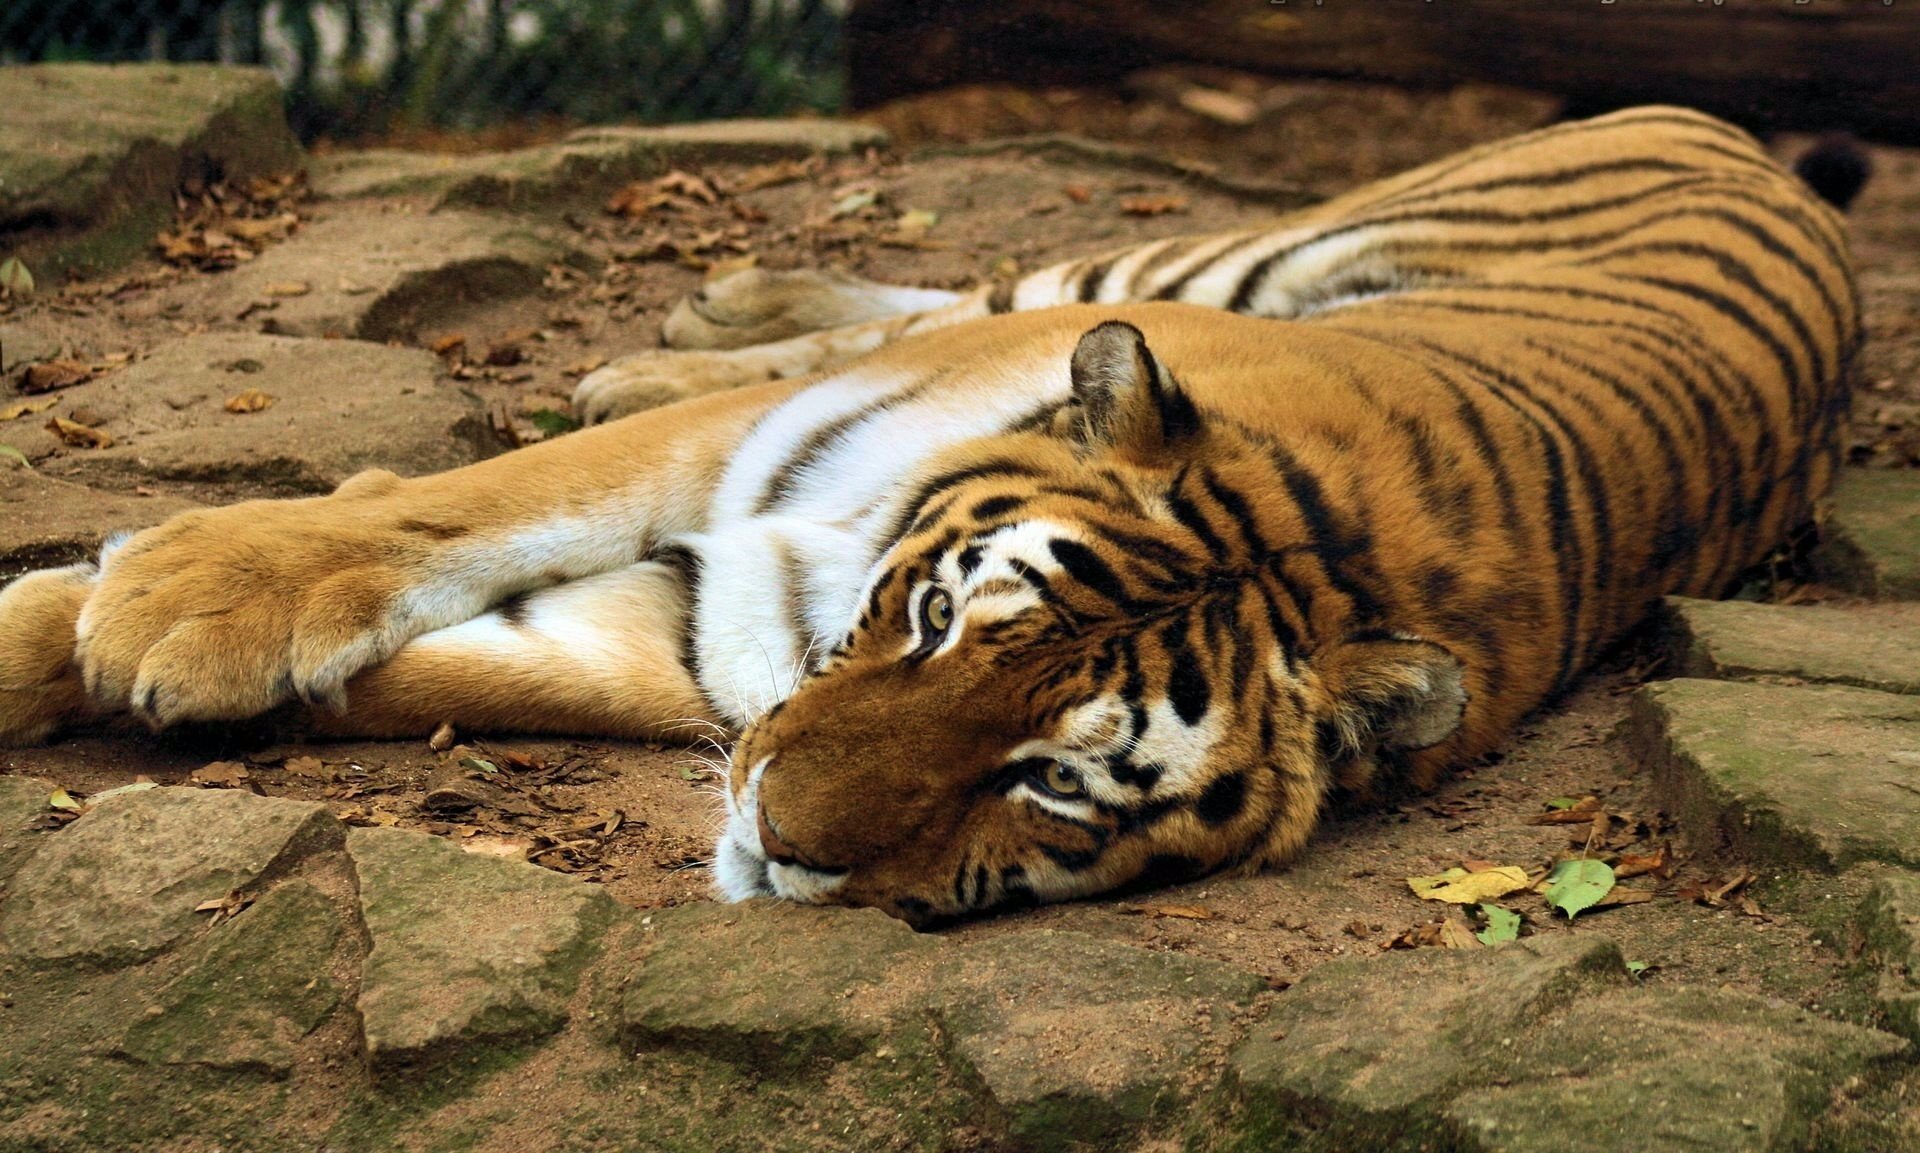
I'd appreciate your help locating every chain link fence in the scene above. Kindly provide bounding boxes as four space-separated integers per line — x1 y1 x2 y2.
1 0 848 139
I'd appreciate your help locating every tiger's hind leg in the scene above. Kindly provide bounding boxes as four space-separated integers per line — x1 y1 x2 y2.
309 561 721 742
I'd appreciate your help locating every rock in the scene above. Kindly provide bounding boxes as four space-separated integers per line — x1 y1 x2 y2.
194 210 591 341
119 881 343 1075
1446 986 1904 1153
1226 935 1623 1145
1662 596 1920 695
610 902 933 1070
0 470 198 580
0 774 57 889
932 930 1265 1151
311 119 890 207
0 64 301 278
1223 934 1902 1153
1812 468 1920 599
347 826 622 1066
0 787 339 967
1630 679 1920 871
20 333 486 494
1858 870 1920 1044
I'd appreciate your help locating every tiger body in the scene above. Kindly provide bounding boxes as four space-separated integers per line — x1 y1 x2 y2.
0 107 1858 922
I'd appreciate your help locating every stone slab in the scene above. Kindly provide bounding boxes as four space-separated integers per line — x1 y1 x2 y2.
191 209 590 342
610 901 933 1071
311 118 889 208
932 929 1266 1151
0 774 56 889
0 787 339 967
0 469 198 579
119 880 342 1075
1812 468 1920 599
1630 678 1920 871
1858 870 1920 1044
347 826 622 1066
1662 596 1920 695
0 64 301 277
20 332 485 494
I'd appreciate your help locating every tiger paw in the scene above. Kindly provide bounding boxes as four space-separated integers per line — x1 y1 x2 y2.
0 563 101 746
75 499 427 729
572 350 770 425
662 268 948 351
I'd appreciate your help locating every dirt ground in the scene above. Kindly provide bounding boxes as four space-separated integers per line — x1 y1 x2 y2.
5 74 1919 1028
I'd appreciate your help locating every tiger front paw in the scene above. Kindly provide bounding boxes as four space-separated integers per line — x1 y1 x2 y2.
0 563 100 746
572 350 771 425
75 496 428 729
661 268 932 351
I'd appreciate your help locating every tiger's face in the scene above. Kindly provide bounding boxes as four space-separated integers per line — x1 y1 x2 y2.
716 322 1468 924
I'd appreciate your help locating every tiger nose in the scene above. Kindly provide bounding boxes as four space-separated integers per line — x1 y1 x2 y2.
756 804 804 867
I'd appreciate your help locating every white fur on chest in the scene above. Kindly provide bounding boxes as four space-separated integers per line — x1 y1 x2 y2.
688 360 1063 725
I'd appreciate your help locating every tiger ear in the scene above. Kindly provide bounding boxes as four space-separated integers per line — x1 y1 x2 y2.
1315 634 1468 758
1066 322 1202 453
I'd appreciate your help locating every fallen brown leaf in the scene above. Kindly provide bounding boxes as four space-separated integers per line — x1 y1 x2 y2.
282 755 329 778
191 761 251 787
1119 194 1189 216
45 415 112 449
20 359 94 394
195 889 255 926
223 389 275 414
0 396 58 422
1613 843 1674 880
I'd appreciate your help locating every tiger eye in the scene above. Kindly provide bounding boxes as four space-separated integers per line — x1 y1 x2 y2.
921 588 954 633
1039 761 1086 799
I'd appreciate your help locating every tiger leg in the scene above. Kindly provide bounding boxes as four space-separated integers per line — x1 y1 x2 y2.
309 561 720 741
0 563 106 745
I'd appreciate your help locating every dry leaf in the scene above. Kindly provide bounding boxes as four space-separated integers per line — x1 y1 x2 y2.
262 280 311 297
1116 903 1216 920
0 396 58 422
1613 844 1673 879
224 389 275 414
1063 184 1093 204
282 755 329 778
1407 865 1530 904
20 359 94 394
194 889 254 926
45 415 112 449
1119 195 1189 216
191 761 251 787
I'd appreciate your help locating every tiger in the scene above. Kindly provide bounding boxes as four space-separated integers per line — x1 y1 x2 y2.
0 106 1861 925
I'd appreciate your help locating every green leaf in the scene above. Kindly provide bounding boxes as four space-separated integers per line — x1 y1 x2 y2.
0 445 29 470
1546 795 1581 810
526 408 580 437
1544 859 1616 920
0 256 34 298
460 755 499 775
1626 960 1652 978
1476 904 1521 945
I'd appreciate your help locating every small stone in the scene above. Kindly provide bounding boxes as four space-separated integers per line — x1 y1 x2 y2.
0 787 339 968
1662 597 1920 696
19 333 484 494
347 826 621 1066
1631 679 1920 870
118 881 342 1075
1812 468 1920 599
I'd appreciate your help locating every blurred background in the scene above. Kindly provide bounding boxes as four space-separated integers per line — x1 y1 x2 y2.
3 0 1915 151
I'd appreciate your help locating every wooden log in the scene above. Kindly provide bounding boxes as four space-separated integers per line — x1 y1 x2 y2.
847 0 1920 142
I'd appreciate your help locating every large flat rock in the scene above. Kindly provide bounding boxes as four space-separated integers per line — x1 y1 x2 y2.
1630 678 1920 871
347 826 623 1066
118 880 343 1075
0 64 301 277
1813 468 1920 599
193 209 590 342
0 787 339 967
0 774 56 889
0 469 198 579
1224 934 1902 1153
1663 596 1920 695
312 119 888 208
21 333 485 493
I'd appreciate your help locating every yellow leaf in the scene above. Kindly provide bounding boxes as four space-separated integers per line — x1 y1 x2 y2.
0 397 58 422
1407 866 1531 904
223 389 276 413
47 787 83 811
45 415 112 449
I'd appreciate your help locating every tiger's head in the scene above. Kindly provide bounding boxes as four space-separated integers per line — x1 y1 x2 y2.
717 320 1469 925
